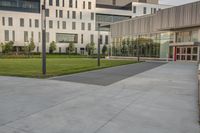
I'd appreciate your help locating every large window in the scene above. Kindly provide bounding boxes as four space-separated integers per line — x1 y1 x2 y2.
2 17 5 26
69 0 73 8
35 19 39 28
12 30 15 41
49 20 53 28
96 14 130 23
8 17 13 26
20 18 24 27
81 23 85 30
46 9 49 17
0 0 40 13
62 21 66 29
4 30 9 41
176 30 198 43
88 2 91 9
72 22 76 30
72 11 76 19
91 13 94 20
24 31 28 42
49 0 53 6
56 33 78 43
133 6 136 13
56 0 59 6
59 10 63 18
143 7 147 14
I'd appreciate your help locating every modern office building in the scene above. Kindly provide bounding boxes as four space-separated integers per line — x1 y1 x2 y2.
110 1 200 61
0 0 170 54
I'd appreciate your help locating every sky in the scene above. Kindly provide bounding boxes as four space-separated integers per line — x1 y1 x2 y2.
159 0 199 5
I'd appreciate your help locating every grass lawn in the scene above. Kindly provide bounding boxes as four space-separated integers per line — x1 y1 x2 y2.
0 58 136 78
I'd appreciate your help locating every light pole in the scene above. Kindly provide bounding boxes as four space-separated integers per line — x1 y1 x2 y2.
41 0 46 75
97 23 101 66
137 35 140 62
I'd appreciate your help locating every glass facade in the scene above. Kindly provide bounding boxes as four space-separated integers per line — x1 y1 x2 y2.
112 33 162 58
56 33 78 43
111 29 199 60
176 30 198 43
0 0 40 13
96 14 131 31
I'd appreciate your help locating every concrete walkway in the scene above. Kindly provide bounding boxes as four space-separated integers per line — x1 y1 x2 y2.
51 62 165 86
0 62 199 133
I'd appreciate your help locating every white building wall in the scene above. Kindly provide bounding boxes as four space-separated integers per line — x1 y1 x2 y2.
0 0 171 54
132 2 172 17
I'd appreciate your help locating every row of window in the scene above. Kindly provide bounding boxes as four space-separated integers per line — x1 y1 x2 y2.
133 6 160 14
2 17 94 31
48 0 92 10
49 21 92 31
48 10 94 20
2 17 40 28
4 30 109 44
4 30 49 43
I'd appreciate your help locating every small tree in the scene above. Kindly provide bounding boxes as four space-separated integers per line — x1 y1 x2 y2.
0 43 4 53
86 42 95 56
23 39 35 57
4 41 14 53
102 44 107 56
121 39 128 56
90 42 95 55
68 42 75 54
49 41 57 54
28 39 35 53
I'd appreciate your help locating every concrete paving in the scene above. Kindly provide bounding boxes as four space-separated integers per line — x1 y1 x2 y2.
51 62 165 86
0 62 199 133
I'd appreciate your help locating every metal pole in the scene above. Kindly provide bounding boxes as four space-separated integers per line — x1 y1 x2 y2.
42 0 46 75
137 35 140 62
97 23 100 66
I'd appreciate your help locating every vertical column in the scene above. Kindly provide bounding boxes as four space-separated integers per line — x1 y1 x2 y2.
42 0 46 75
198 29 200 62
173 32 177 61
173 46 177 61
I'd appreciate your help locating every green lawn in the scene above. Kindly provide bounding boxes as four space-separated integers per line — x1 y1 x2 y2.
0 58 136 78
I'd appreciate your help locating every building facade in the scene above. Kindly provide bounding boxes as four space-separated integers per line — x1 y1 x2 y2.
110 1 200 61
0 0 170 54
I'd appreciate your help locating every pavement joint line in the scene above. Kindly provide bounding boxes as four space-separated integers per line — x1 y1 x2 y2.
5 125 34 133
93 85 154 133
0 90 93 128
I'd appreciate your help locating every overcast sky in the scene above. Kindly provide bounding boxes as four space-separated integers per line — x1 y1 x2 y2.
159 0 199 5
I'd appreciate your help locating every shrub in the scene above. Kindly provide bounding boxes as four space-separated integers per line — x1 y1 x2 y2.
86 42 95 55
49 41 57 54
3 41 14 53
102 44 107 56
68 42 75 54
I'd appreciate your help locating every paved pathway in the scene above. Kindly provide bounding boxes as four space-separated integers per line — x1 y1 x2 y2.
0 62 199 133
51 62 165 86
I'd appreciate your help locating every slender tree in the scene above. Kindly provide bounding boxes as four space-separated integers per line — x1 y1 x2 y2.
68 42 75 54
49 41 57 54
102 44 107 56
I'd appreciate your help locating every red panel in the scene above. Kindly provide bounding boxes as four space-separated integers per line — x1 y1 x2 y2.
174 47 177 61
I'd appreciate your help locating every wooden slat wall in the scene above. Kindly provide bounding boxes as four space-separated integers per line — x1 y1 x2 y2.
111 1 200 37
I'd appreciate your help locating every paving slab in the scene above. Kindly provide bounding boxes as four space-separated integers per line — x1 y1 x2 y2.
50 62 165 86
0 62 199 133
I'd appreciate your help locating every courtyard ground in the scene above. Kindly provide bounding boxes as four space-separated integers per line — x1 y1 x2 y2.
0 62 199 133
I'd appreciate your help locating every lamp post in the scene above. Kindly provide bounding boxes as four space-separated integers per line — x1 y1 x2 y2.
97 23 101 66
41 0 46 75
137 35 140 62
